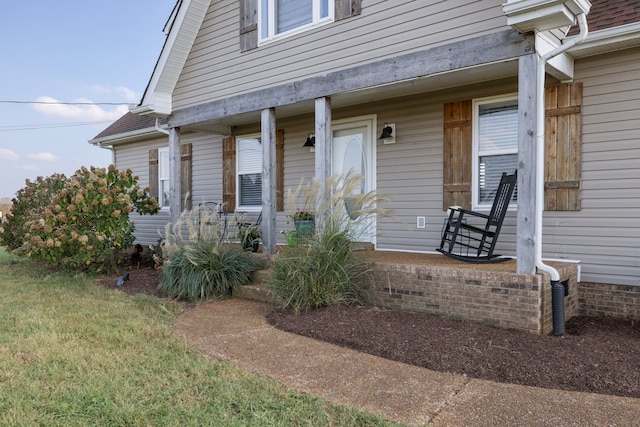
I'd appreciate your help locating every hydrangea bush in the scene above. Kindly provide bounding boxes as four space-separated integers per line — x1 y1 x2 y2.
4 166 159 272
0 173 68 252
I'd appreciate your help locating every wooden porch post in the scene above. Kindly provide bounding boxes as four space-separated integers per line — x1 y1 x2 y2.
315 97 332 232
517 54 537 274
261 108 277 254
169 127 181 225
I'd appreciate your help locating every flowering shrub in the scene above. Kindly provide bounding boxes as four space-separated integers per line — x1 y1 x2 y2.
16 165 159 272
0 173 68 252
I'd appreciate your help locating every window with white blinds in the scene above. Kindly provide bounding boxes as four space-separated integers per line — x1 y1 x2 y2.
158 147 170 208
237 137 262 208
260 0 331 42
474 96 518 208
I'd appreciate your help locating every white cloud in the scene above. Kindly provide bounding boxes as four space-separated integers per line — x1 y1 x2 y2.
32 96 129 121
115 86 139 102
27 152 59 162
20 164 39 172
0 149 20 161
87 85 140 103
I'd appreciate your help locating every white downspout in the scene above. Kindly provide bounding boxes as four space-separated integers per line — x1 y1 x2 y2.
535 13 589 281
96 142 115 165
155 118 170 135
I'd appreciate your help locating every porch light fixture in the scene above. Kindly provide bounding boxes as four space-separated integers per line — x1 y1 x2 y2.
379 123 395 144
303 133 315 152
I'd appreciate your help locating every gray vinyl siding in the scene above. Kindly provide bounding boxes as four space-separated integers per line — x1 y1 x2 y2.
113 132 223 246
369 80 519 256
173 0 508 109
113 137 168 245
546 47 640 286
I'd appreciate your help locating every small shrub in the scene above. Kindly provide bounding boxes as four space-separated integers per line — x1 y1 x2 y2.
0 173 67 252
269 229 368 313
269 172 392 313
158 241 262 301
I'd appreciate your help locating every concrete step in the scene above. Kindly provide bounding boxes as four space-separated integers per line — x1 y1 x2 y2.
233 268 277 304
252 252 275 268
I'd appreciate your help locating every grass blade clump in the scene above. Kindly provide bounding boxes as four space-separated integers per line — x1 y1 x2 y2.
270 172 393 313
270 229 368 313
156 204 263 302
158 242 262 301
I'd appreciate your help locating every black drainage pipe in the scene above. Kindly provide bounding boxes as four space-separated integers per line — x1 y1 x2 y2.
552 280 566 336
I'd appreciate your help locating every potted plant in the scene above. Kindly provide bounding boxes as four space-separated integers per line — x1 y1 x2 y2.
239 225 261 252
280 230 298 247
291 210 314 236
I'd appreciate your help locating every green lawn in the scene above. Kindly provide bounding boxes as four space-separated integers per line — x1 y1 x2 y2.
0 248 400 426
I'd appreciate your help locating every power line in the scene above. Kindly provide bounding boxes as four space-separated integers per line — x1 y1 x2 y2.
0 120 115 132
0 100 128 106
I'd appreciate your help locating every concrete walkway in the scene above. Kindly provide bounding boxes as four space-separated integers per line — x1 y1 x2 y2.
173 298 640 427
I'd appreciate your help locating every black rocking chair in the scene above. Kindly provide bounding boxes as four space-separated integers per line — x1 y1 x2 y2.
437 170 517 263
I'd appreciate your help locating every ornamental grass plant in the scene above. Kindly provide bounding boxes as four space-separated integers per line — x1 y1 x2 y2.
157 204 262 301
158 241 262 301
269 172 392 313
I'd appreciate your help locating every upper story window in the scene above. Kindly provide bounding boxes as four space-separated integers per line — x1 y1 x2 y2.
237 135 262 209
158 147 170 208
473 95 518 209
259 0 333 42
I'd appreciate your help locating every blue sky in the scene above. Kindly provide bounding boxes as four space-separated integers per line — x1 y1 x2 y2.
0 1 176 199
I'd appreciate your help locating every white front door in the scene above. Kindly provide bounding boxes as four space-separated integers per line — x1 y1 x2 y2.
332 117 376 243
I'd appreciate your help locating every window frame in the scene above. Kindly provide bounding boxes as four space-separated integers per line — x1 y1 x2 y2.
258 0 334 44
158 147 170 210
472 93 519 210
236 134 263 211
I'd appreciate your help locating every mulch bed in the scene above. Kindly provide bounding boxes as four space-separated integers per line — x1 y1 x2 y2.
99 259 640 399
268 304 640 398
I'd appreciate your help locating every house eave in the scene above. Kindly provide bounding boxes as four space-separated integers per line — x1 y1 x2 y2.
88 127 162 148
567 22 640 58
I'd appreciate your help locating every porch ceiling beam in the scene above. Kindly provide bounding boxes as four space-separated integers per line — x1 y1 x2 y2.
168 29 534 128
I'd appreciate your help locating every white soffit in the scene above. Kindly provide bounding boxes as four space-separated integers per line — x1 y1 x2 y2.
536 32 573 80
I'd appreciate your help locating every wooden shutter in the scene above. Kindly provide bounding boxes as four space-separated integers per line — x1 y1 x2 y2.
222 136 236 211
148 148 159 201
442 100 472 210
239 0 258 52
544 83 582 211
276 129 284 211
180 143 192 211
336 0 362 21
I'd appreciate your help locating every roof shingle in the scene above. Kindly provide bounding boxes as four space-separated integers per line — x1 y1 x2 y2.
568 0 640 35
92 112 158 140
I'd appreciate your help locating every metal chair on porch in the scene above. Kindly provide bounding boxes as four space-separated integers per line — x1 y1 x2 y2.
437 170 517 263
198 202 222 241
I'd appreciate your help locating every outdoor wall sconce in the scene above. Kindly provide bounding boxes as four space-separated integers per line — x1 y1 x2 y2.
379 123 395 144
303 133 315 152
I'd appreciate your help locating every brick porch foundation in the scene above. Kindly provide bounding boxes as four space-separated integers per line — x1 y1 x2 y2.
360 259 579 335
